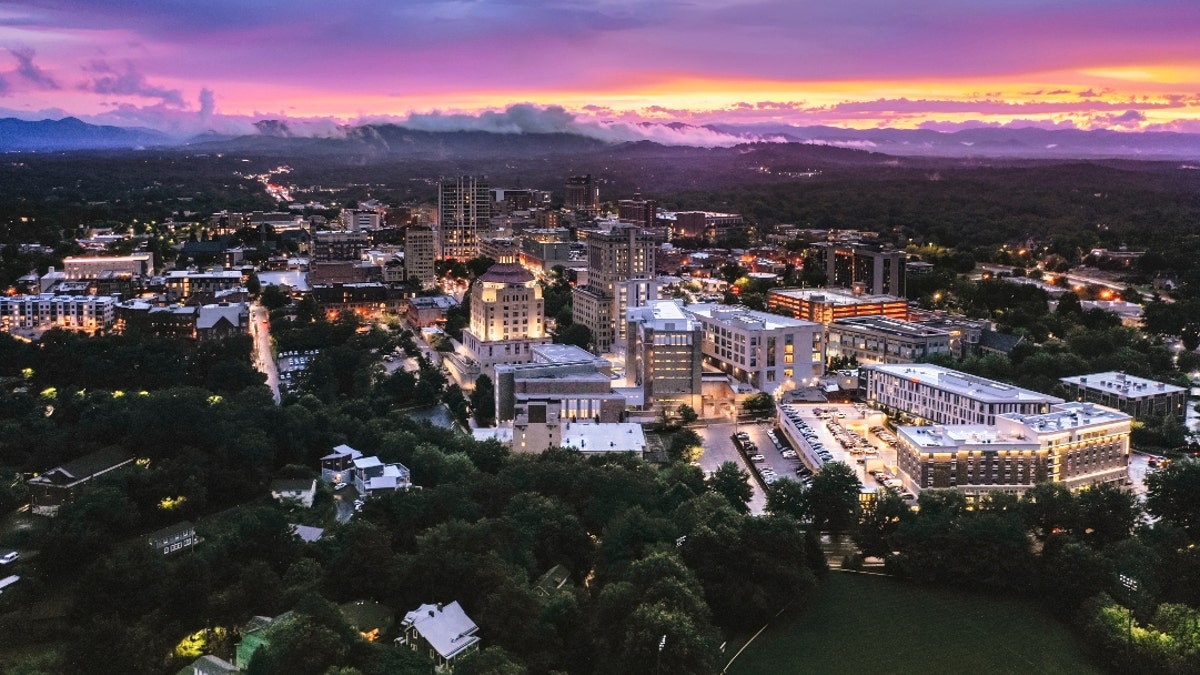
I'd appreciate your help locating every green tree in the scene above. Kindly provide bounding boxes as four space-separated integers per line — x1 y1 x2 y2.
1146 461 1200 540
707 461 752 514
855 490 910 559
742 392 773 416
554 323 592 351
765 477 809 521
470 374 496 427
806 461 861 535
676 404 698 425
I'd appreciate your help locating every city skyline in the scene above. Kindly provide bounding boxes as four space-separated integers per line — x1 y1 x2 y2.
0 0 1197 138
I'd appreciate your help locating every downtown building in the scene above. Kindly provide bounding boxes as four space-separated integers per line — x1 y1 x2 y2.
864 363 1062 426
0 293 117 335
564 175 600 217
461 262 551 375
438 176 491 260
626 300 704 410
826 316 953 365
895 401 1131 497
1059 371 1188 422
403 226 439 289
766 287 909 324
572 222 658 354
811 241 907 296
684 303 824 394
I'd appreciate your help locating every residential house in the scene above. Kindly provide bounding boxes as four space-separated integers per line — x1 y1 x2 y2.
175 655 238 675
399 602 481 670
147 521 197 555
27 447 135 516
320 444 362 483
352 456 413 498
270 478 318 508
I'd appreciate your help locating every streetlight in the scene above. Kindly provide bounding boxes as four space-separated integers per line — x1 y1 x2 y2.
656 634 667 675
1119 573 1138 657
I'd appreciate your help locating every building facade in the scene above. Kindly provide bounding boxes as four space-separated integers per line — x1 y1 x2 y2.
865 363 1063 425
493 344 626 424
572 223 657 353
626 300 704 410
685 304 824 393
812 241 907 296
63 253 154 280
438 176 491 260
403 226 438 289
766 287 909 324
564 175 600 216
0 293 117 335
827 316 953 365
896 401 1130 496
1059 371 1188 421
461 262 550 373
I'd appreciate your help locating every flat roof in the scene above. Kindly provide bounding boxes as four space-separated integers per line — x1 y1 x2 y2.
869 364 1062 404
1060 371 1185 396
531 343 599 364
686 303 818 331
769 287 906 305
898 424 1037 450
1002 401 1132 431
561 422 647 453
627 300 700 330
830 315 951 338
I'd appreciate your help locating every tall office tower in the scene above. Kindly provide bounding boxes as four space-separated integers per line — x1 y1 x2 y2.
404 226 438 289
812 241 907 296
564 175 600 217
438 176 491 260
572 222 657 354
617 193 657 230
626 300 704 410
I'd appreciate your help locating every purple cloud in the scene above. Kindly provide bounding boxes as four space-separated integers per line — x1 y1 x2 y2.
7 47 59 89
83 60 184 107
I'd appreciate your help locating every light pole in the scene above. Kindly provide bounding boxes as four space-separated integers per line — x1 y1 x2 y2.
1119 573 1138 658
656 634 666 675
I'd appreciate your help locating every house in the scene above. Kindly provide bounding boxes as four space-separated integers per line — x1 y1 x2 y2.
399 601 481 670
533 564 572 597
175 655 238 675
352 456 413 498
291 524 325 543
147 521 198 555
27 447 135 516
270 478 318 508
320 444 362 483
196 302 249 341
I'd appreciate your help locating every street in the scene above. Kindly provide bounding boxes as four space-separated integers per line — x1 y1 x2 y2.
250 303 281 404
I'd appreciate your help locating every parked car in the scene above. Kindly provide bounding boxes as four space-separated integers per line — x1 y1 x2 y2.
0 552 17 565
781 450 798 459
334 482 347 491
749 454 766 463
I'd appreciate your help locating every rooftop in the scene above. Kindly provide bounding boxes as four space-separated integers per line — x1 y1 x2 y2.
869 363 1063 404
561 422 647 453
29 447 134 487
687 303 818 331
627 299 700 331
830 315 951 338
1060 371 1186 396
1002 401 1132 432
769 287 906 305
402 602 480 661
478 262 534 285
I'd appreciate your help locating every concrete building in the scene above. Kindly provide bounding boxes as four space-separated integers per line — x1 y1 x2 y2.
461 262 550 375
405 295 458 328
312 230 370 261
616 194 657 231
493 344 626 424
404 226 438 289
63 253 154 279
438 176 491 260
564 175 600 217
163 270 244 302
896 401 1131 496
812 241 907 296
767 287 909 324
572 222 658 353
475 420 647 456
341 209 383 231
1060 372 1187 421
827 316 953 365
0 293 117 335
865 363 1063 425
685 303 824 393
626 300 704 410
658 211 745 241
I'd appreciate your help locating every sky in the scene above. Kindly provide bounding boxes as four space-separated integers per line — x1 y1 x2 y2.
0 0 1198 141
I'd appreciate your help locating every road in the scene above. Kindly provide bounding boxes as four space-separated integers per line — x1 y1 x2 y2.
250 303 281 404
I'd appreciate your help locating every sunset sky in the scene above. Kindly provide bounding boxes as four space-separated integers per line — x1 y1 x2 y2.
1 0 1198 138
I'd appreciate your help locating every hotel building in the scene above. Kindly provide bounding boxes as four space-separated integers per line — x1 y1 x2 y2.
461 262 550 374
572 222 657 353
1059 371 1187 421
865 363 1062 425
685 303 824 393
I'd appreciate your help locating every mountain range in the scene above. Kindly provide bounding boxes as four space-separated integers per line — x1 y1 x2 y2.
3 116 1200 162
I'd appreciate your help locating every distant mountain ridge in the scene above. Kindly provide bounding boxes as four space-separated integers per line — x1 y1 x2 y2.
0 117 174 152
3 116 1200 161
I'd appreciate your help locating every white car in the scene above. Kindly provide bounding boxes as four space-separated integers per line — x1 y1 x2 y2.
334 482 347 491
0 551 17 565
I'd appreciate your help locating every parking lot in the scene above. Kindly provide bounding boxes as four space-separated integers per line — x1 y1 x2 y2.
776 403 903 494
695 420 772 515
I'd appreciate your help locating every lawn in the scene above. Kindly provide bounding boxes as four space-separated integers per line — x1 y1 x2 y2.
727 571 1103 675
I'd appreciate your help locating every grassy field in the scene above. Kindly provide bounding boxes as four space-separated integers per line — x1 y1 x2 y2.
726 571 1103 675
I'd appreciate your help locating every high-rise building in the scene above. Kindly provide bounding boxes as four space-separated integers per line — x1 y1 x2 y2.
812 241 907 296
626 300 704 410
572 222 657 353
404 226 438 289
461 262 550 375
617 194 657 230
438 176 491 260
564 175 599 217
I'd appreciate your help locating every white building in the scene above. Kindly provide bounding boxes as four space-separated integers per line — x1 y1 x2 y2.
896 401 1131 495
474 420 647 456
865 363 1062 425
461 262 550 376
63 253 154 279
626 300 704 410
0 293 117 335
685 303 824 393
